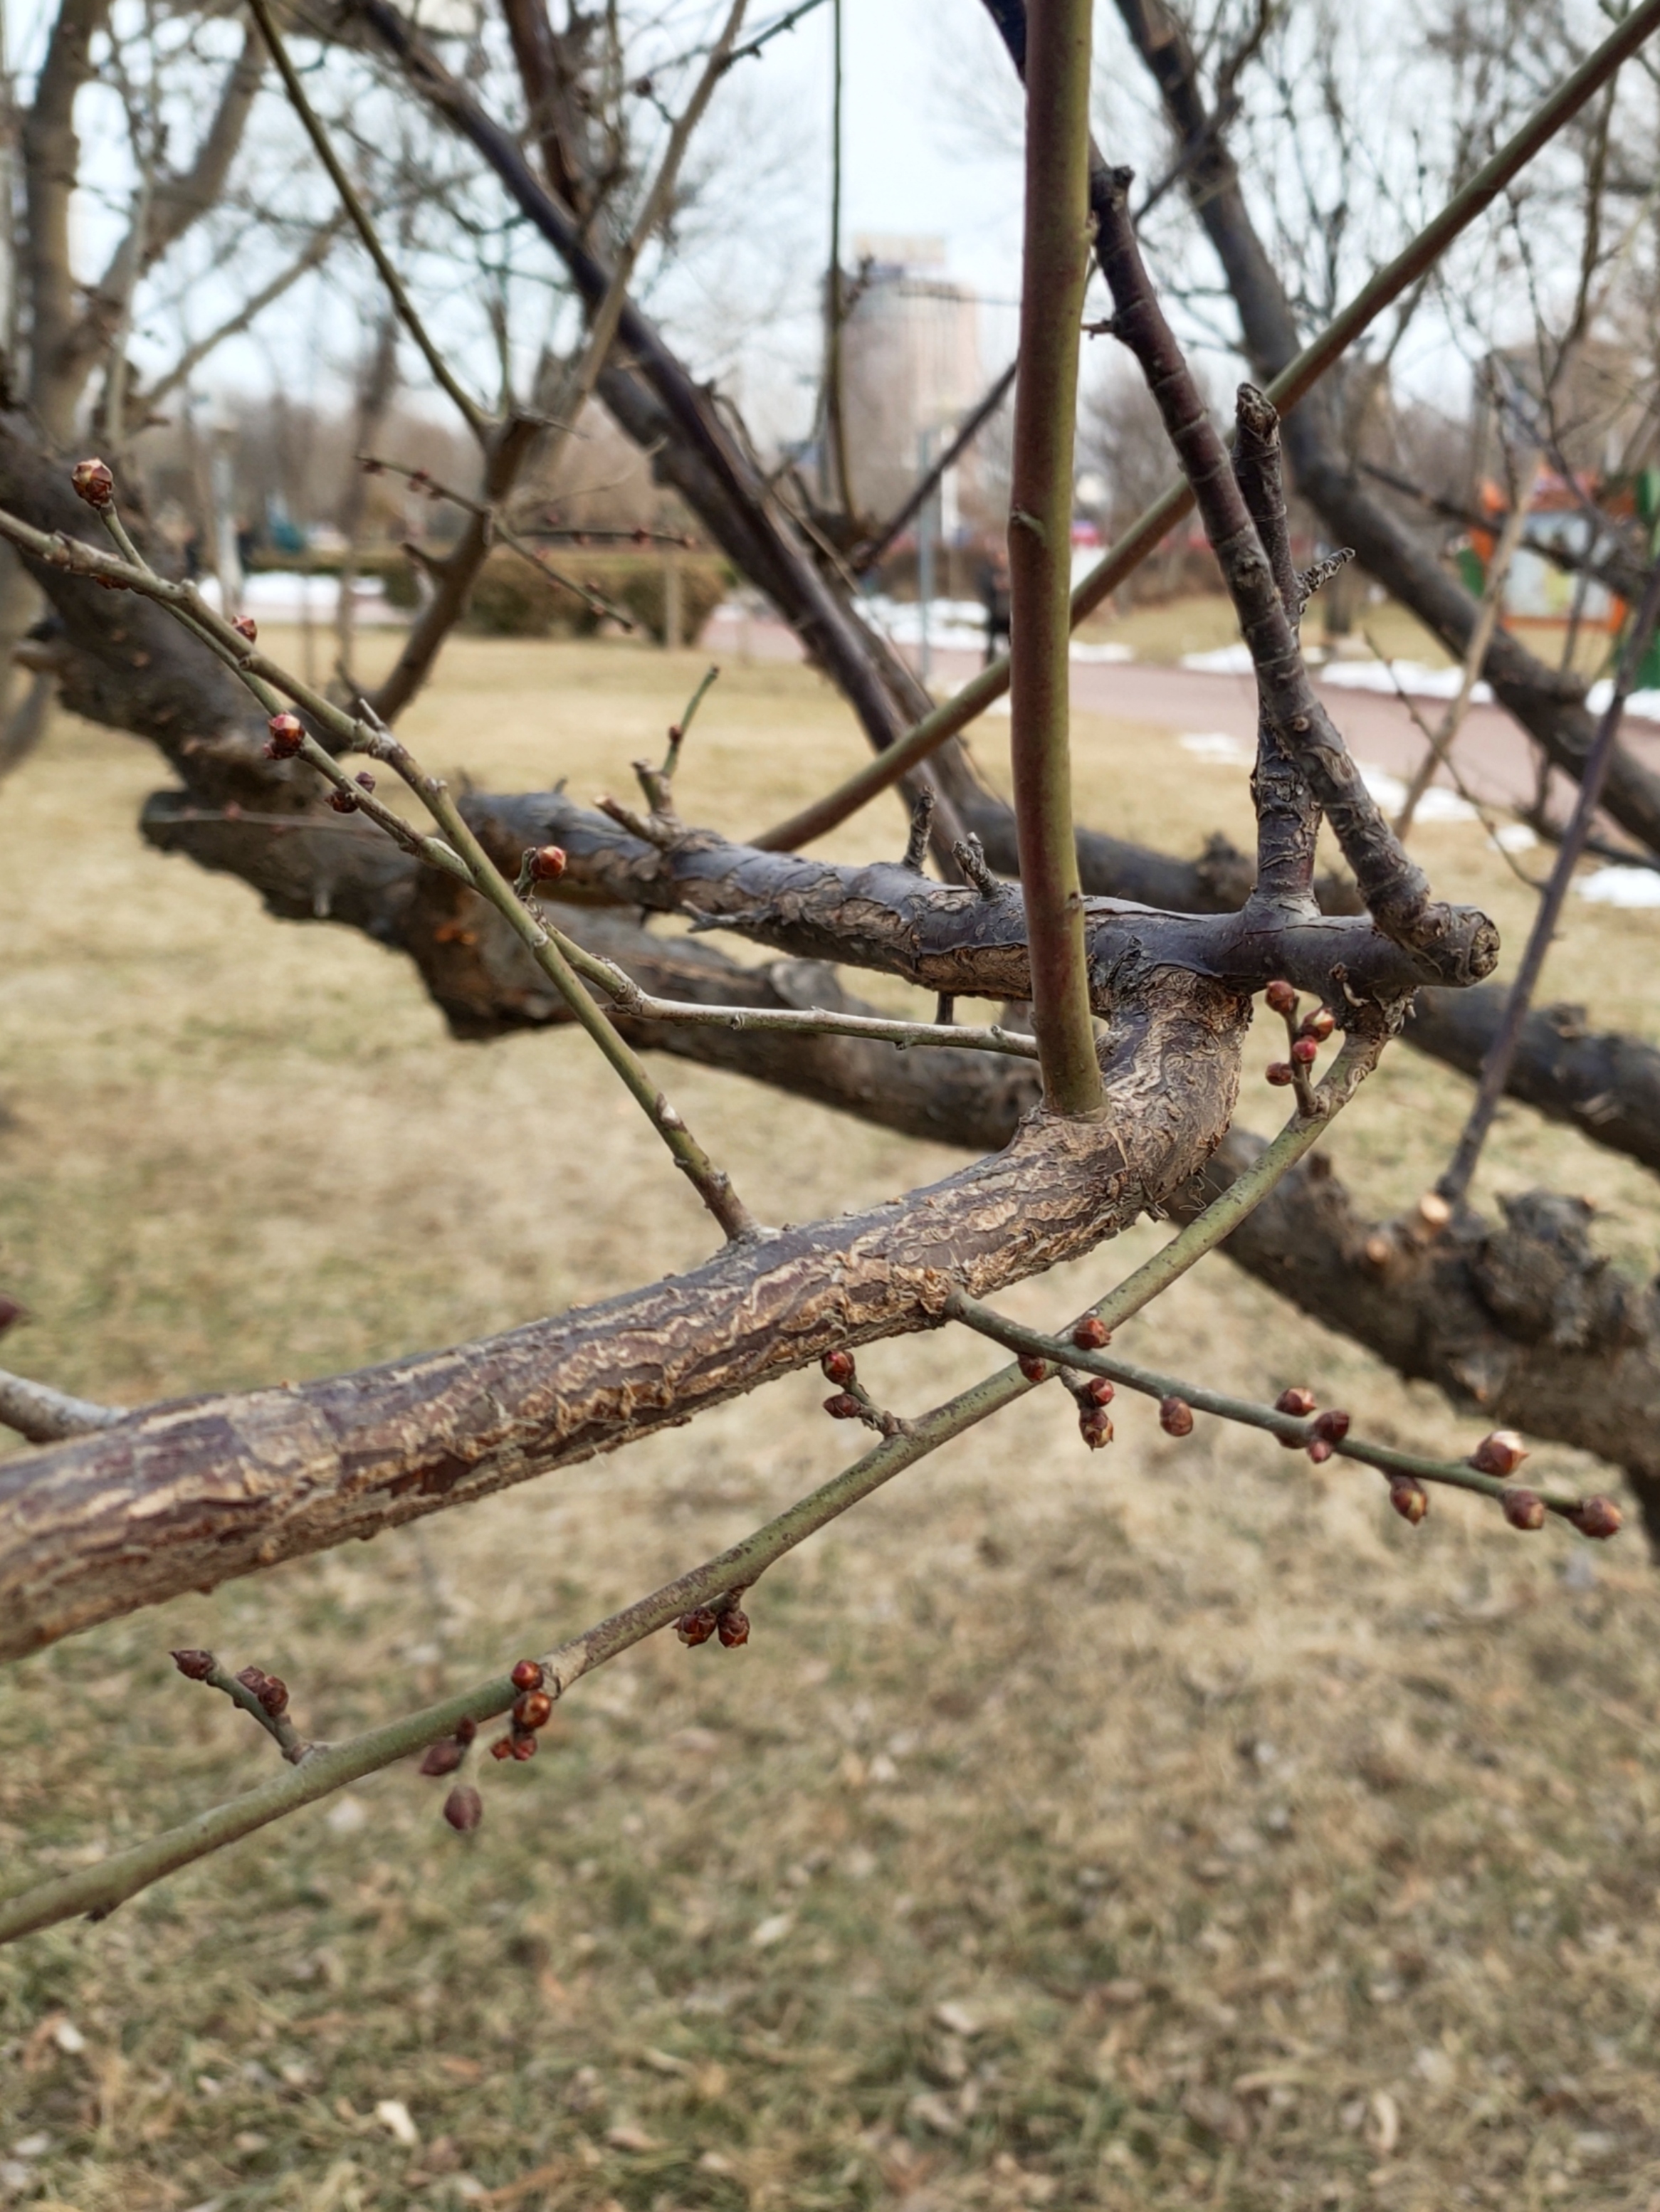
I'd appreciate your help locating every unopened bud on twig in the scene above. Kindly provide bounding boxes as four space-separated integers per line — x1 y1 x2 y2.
528 844 567 883
1072 1316 1109 1350
1471 1429 1527 1477
265 712 305 759
420 1739 464 1776
1502 1487 1546 1532
510 1732 538 1760
823 1391 863 1420
718 1605 750 1648
171 1648 216 1680
1389 1475 1429 1525
456 1716 477 1744
1275 1387 1317 1417
490 1735 514 1761
443 1784 483 1832
1311 1408 1350 1445
1568 1495 1622 1539
1264 979 1296 1016
327 789 359 813
1306 1438 1333 1464
1160 1396 1194 1437
1265 1062 1294 1087
1082 1376 1115 1406
676 1606 719 1646
1078 1407 1114 1450
513 1690 554 1730
821 1349 855 1386
1018 1354 1049 1383
1300 1007 1335 1042
236 1664 290 1717
71 457 114 509
510 1658 544 1692
232 613 258 643
355 770 375 792
1291 1036 1319 1066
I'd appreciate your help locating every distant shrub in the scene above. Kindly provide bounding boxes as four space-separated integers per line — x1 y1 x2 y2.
463 548 730 642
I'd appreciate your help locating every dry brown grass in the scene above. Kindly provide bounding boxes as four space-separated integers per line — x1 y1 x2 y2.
3 632 1660 2212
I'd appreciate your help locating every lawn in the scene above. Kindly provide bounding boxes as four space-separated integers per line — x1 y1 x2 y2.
1 629 1659 2211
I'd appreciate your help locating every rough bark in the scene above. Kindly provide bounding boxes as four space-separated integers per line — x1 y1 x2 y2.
0 971 1242 1659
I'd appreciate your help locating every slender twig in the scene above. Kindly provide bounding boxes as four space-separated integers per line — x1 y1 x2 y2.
1007 0 1100 1118
718 0 827 70
751 0 1660 854
246 0 492 443
942 1293 1615 1528
1393 452 1542 841
851 358 1019 576
146 219 346 413
0 1367 125 1444
0 1029 1381 1946
582 967 1042 1057
1438 553 1660 1207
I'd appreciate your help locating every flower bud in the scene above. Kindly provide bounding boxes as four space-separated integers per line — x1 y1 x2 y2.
456 1716 478 1744
327 789 359 813
821 1349 855 1386
256 1674 290 1717
1072 1316 1109 1350
1082 1376 1115 1407
265 712 305 759
443 1784 483 1832
490 1735 514 1761
1264 979 1296 1016
71 457 114 509
1300 1007 1335 1042
528 844 567 883
1291 1036 1319 1065
1017 1354 1049 1383
1502 1487 1545 1532
1312 1408 1350 1444
823 1391 863 1420
354 771 376 792
1265 1061 1293 1087
1307 1438 1333 1464
1159 1396 1194 1437
172 1648 216 1680
1078 1408 1114 1450
231 613 258 643
1389 1476 1428 1524
510 1658 545 1692
236 1665 269 1697
1569 1495 1622 1540
421 1739 464 1776
1275 1387 1317 1418
1471 1429 1527 1477
514 1690 554 1730
718 1605 750 1648
676 1606 718 1646
510 1732 537 1760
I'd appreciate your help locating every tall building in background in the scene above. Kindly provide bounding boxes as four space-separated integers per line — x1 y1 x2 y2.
840 236 982 528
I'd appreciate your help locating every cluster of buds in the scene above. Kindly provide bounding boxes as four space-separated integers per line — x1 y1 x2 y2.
676 1597 750 1649
819 1348 899 1437
236 1663 290 1717
1071 1372 1115 1450
419 1715 478 1777
71 457 114 510
489 1658 557 1763
1262 979 1335 1105
1269 1386 1350 1462
264 712 305 760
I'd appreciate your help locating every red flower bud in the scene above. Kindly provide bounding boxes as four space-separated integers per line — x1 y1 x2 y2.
1502 1487 1545 1532
1072 1316 1109 1350
676 1606 718 1646
510 1659 545 1692
456 1717 478 1744
1018 1354 1049 1382
265 712 305 759
71 457 114 509
1312 1408 1350 1444
1082 1376 1115 1406
821 1349 856 1386
231 613 258 642
718 1606 750 1648
1307 1438 1334 1464
1265 1061 1293 1086
1389 1476 1428 1525
327 789 359 813
256 1674 290 1717
1159 1396 1194 1437
1275 1387 1317 1417
528 844 567 883
510 1732 538 1760
236 1665 269 1697
1300 1007 1335 1042
824 1391 863 1420
172 1648 216 1680
1471 1429 1528 1477
514 1690 554 1730
490 1735 514 1761
1078 1408 1114 1450
1291 1035 1319 1065
443 1784 483 1832
1264 979 1296 1016
354 770 375 792
421 1739 464 1776
1569 1494 1622 1540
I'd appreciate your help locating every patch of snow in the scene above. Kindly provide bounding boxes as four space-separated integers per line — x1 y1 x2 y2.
1492 822 1538 853
1068 640 1135 663
1178 730 1251 764
1355 762 1476 821
1180 645 1256 675
1319 658 1491 706
196 572 403 626
1575 863 1660 907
